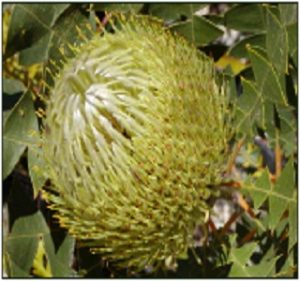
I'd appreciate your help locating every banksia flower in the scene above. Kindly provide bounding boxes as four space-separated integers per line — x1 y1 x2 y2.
43 14 229 271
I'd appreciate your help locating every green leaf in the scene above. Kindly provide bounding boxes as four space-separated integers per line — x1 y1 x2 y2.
229 34 266 58
234 77 277 137
94 3 143 13
250 170 271 210
204 15 224 26
247 45 287 105
6 4 70 60
5 255 30 277
5 212 76 277
279 4 297 26
228 241 258 277
279 248 296 277
3 78 26 95
46 6 91 82
228 237 279 277
246 256 279 277
234 78 261 135
3 91 38 179
56 235 75 271
170 15 223 46
224 4 265 33
148 4 207 21
28 144 47 198
265 7 288 73
5 212 48 276
19 33 53 65
243 159 295 231
287 23 297 67
276 105 296 156
288 193 297 250
269 158 295 229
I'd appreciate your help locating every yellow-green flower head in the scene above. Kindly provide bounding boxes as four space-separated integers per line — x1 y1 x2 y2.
43 14 229 271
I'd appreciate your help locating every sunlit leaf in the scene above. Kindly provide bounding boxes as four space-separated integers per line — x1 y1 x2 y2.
246 256 279 277
228 240 257 277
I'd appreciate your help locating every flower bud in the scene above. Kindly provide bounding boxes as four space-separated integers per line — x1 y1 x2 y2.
43 14 229 271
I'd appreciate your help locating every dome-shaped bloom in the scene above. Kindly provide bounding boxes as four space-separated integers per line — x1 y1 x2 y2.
43 14 229 271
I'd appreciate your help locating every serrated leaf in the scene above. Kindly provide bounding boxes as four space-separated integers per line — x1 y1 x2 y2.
229 34 266 58
170 15 223 46
269 158 295 229
5 212 48 277
228 242 258 277
7 4 90 67
246 256 279 277
224 4 265 33
234 78 261 134
46 6 91 82
250 170 271 210
279 4 297 26
148 4 207 22
276 105 296 156
265 7 288 73
273 158 294 198
242 159 296 231
247 45 287 105
6 4 70 60
234 77 276 138
5 212 75 277
3 91 38 179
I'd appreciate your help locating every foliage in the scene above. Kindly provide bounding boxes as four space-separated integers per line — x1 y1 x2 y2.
3 3 297 278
